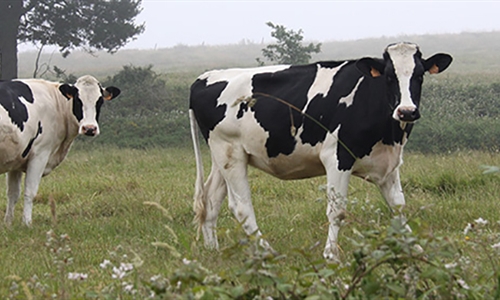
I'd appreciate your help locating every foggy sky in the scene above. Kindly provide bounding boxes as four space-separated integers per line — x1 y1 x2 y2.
121 1 500 50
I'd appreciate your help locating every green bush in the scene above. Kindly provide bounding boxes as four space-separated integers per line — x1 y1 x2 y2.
408 78 500 153
78 65 193 148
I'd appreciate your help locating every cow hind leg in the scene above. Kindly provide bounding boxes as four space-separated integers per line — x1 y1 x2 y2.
199 163 227 250
211 142 272 252
4 170 23 225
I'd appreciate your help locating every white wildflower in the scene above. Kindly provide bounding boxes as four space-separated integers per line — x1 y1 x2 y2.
182 258 192 265
203 274 222 285
491 242 500 249
474 217 488 225
445 262 457 269
67 272 88 281
463 223 472 235
112 263 134 279
112 266 126 279
404 272 412 284
122 282 134 293
457 278 469 290
120 263 134 272
100 259 112 269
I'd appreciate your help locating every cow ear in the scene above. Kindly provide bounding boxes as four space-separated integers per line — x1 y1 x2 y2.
424 53 453 74
356 58 385 78
102 86 121 101
59 84 78 100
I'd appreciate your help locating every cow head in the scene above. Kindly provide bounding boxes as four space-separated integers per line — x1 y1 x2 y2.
356 42 452 123
59 75 120 136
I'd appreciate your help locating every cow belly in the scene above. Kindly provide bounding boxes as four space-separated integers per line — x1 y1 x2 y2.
0 125 25 173
248 146 325 180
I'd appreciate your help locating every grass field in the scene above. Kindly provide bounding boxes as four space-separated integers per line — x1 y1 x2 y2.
0 147 499 298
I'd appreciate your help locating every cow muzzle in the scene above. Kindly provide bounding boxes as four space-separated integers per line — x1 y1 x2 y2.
81 125 99 136
394 106 420 122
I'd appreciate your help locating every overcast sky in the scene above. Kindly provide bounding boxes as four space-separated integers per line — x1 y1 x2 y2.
120 1 500 50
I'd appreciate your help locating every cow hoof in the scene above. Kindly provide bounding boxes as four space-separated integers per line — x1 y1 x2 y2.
22 218 32 227
257 237 279 256
323 246 340 263
4 217 13 227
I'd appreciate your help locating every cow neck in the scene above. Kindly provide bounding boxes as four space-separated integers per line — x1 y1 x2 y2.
382 117 412 146
56 90 80 160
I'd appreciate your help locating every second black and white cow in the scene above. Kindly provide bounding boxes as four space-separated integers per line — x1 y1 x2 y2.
0 75 120 226
189 42 452 260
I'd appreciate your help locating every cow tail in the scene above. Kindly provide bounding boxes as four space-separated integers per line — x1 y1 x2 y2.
189 109 206 239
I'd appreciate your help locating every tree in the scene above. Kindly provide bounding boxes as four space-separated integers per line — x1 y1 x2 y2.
257 22 322 65
0 0 144 80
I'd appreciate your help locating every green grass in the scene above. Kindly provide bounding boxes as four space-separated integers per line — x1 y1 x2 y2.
0 147 499 297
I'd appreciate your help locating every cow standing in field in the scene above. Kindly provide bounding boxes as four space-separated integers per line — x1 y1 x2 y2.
0 75 120 225
189 42 452 261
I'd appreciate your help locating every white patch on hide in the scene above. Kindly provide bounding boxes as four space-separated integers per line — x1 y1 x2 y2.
339 77 363 108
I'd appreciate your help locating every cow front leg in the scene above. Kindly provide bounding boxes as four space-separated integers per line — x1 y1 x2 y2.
23 155 49 226
379 167 405 210
323 170 351 262
379 168 408 226
378 168 423 253
320 134 352 261
4 170 23 225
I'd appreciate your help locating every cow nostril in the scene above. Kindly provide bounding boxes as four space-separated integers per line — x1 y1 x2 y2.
82 126 97 136
397 108 420 122
411 109 420 120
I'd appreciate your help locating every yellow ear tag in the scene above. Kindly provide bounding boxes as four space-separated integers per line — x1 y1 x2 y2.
370 67 382 78
429 65 440 74
66 94 73 99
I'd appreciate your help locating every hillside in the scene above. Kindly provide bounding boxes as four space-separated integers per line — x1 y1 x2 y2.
18 31 500 79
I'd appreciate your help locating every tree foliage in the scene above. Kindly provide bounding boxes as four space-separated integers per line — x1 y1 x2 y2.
258 22 322 65
19 0 144 56
0 0 144 79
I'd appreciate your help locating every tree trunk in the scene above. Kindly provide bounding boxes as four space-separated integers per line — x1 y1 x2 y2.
0 0 23 80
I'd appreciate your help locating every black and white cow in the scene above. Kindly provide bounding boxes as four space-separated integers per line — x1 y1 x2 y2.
189 42 452 260
0 75 120 225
